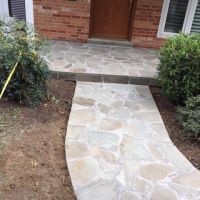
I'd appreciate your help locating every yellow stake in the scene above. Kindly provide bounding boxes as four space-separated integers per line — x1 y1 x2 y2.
0 52 22 100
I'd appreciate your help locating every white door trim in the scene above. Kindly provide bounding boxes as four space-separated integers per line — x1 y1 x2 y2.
25 0 34 25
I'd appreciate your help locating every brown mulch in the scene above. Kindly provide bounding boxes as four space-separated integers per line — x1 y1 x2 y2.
0 79 76 200
150 87 200 170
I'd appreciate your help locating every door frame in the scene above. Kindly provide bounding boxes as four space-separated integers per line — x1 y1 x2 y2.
25 0 34 25
89 0 137 41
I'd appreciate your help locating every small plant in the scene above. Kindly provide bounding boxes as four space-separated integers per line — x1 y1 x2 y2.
177 95 200 139
0 18 48 106
157 34 200 105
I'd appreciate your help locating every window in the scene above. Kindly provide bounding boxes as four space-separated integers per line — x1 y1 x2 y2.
191 0 200 33
0 0 34 25
0 1 9 17
8 0 26 21
158 0 198 38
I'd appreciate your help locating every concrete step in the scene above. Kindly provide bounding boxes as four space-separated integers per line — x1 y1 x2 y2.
87 37 133 47
50 71 158 86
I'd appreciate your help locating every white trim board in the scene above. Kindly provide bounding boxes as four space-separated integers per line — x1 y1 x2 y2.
157 0 198 38
0 0 9 17
25 0 34 25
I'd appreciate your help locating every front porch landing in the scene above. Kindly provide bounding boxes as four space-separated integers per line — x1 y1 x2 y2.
43 41 159 85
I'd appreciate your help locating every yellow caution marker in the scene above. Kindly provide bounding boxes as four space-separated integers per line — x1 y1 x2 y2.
0 52 22 100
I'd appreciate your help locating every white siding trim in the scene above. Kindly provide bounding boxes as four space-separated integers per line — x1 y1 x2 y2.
0 0 9 18
25 0 34 25
157 0 198 38
184 0 198 33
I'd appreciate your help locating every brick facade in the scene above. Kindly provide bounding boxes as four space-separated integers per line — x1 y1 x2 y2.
33 0 165 48
33 0 90 42
131 0 165 48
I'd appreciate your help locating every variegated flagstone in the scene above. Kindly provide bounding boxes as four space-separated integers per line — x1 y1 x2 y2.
42 40 159 78
65 82 200 200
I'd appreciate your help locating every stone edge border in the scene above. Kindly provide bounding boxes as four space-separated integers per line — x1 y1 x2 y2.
49 70 159 86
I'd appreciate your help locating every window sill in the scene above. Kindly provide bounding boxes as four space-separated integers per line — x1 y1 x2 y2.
157 31 179 39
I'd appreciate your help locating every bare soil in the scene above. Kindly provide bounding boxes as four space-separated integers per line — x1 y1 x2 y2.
0 79 76 200
150 87 200 170
1 80 199 200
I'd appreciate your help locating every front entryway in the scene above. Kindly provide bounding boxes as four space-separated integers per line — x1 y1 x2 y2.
91 0 133 39
45 40 159 83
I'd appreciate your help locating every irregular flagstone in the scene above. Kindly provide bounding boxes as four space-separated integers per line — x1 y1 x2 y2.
108 106 132 121
44 40 159 78
172 170 200 190
65 141 90 159
161 144 194 171
134 111 163 124
98 159 121 182
97 103 110 114
168 181 200 199
65 82 200 199
147 143 164 160
120 190 143 200
98 118 124 132
126 119 153 138
77 181 120 200
140 163 173 182
149 185 178 200
67 125 88 140
130 97 158 111
151 123 169 138
73 97 95 107
134 177 152 194
117 160 140 186
119 136 153 160
68 158 100 188
93 147 118 164
87 131 120 148
69 108 97 125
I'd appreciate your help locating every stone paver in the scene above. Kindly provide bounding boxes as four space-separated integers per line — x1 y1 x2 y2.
43 41 159 79
65 82 200 200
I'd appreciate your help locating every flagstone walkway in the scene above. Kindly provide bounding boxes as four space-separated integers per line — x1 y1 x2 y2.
43 41 159 85
66 82 200 200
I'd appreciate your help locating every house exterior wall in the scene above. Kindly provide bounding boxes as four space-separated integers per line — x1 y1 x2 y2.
33 0 90 42
131 0 165 48
33 0 165 48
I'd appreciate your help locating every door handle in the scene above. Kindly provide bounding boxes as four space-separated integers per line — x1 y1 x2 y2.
129 0 133 10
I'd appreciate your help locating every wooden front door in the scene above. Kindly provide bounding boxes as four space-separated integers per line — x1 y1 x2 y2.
91 0 132 39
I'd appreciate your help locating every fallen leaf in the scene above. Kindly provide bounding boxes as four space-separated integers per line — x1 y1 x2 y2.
31 161 39 168
34 182 39 186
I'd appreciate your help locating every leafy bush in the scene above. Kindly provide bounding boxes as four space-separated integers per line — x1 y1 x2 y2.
157 34 200 105
177 95 200 139
0 18 48 106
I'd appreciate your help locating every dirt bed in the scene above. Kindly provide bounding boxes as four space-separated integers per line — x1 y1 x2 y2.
151 87 200 170
0 79 76 200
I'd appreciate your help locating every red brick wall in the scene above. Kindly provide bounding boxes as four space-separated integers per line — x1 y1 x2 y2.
33 0 90 42
131 0 165 48
33 0 165 48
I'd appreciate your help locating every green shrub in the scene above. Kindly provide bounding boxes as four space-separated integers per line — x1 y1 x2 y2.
0 18 49 106
157 34 200 105
177 95 200 139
